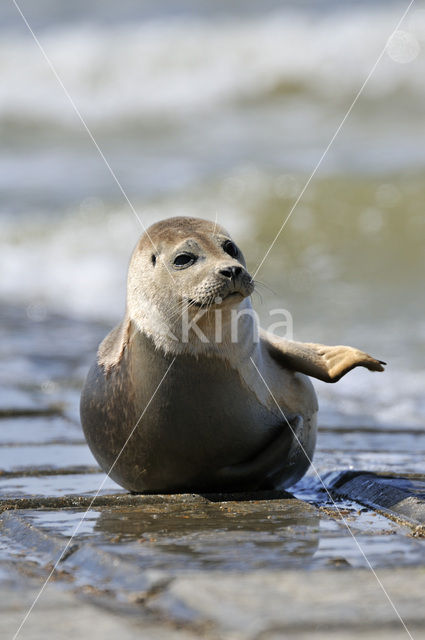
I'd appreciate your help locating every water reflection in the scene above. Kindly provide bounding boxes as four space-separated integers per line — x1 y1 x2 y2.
93 500 320 572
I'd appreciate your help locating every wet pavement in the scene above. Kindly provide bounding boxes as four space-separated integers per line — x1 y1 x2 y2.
1 306 424 639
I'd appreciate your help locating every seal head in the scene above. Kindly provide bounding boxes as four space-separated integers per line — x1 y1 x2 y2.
126 216 255 355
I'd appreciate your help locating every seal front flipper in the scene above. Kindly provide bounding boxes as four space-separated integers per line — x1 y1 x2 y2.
213 415 303 491
262 330 386 383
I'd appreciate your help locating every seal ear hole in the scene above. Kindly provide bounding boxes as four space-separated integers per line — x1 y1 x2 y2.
223 240 239 259
151 254 157 266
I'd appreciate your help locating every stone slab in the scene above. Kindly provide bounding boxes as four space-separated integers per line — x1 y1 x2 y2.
0 472 122 501
0 387 60 417
318 430 425 454
319 423 425 434
313 450 425 476
2 493 423 591
0 583 196 640
150 568 425 638
0 416 84 445
0 444 97 473
266 632 424 640
0 489 292 513
329 472 425 530
0 495 317 572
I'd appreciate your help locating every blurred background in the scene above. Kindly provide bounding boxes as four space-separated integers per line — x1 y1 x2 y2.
1 0 424 430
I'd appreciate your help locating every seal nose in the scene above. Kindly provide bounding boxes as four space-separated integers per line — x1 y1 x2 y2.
219 266 243 281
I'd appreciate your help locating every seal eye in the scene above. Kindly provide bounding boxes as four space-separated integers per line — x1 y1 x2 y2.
223 240 239 259
173 253 196 269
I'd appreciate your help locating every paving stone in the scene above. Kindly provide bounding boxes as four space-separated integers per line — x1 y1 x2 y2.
313 450 425 476
314 531 425 568
329 472 425 529
62 499 317 572
0 509 169 597
2 493 423 601
150 568 425 638
318 430 425 454
0 387 58 416
2 304 423 638
0 583 195 640
0 489 291 514
0 444 97 473
264 630 424 640
0 416 84 445
319 423 425 434
0 472 122 500
1 497 319 575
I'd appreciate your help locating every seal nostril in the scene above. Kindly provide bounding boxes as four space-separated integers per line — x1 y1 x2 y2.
219 266 243 280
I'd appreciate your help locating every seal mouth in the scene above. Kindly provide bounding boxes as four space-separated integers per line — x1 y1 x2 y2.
184 274 254 309
187 290 245 309
222 291 244 302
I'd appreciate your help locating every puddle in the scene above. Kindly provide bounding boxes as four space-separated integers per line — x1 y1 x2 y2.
26 509 101 537
22 500 320 572
16 498 425 575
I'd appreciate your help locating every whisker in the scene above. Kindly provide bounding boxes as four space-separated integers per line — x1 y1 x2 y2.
252 289 263 305
253 279 277 296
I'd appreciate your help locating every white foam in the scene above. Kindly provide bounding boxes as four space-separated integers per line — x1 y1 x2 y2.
315 366 425 428
0 199 253 321
1 8 424 127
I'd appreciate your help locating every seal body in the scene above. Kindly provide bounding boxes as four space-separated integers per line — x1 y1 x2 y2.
80 216 384 492
81 327 317 492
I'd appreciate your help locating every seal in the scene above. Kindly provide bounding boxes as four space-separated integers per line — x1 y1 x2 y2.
80 216 385 492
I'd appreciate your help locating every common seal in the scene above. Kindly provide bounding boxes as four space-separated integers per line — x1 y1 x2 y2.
80 216 385 492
